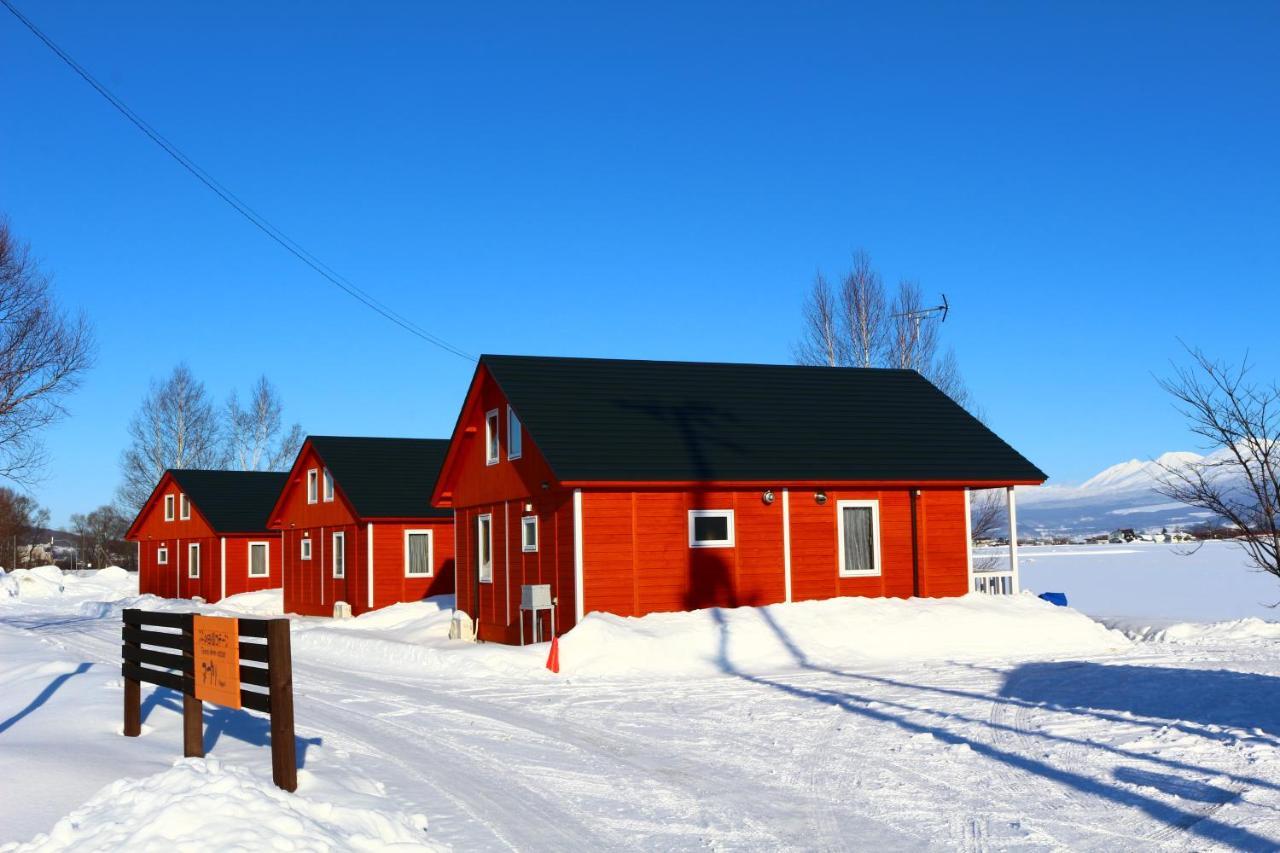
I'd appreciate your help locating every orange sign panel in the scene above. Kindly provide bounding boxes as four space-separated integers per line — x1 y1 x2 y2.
193 615 241 709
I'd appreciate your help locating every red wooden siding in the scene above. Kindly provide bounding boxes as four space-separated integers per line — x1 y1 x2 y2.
436 366 976 644
272 444 454 617
128 474 281 603
453 491 576 643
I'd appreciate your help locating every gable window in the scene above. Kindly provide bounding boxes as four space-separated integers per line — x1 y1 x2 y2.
322 468 334 502
188 543 200 579
307 469 319 504
404 530 433 577
521 515 538 552
164 495 175 522
507 406 522 460
157 546 169 565
485 410 500 465
477 514 493 582
332 531 345 578
837 500 882 577
179 494 191 520
300 538 312 560
688 509 735 548
248 542 269 578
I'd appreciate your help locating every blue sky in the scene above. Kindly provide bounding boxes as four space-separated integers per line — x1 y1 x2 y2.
3 2 1277 526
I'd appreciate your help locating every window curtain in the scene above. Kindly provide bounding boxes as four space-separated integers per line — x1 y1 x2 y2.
843 507 873 572
408 534 429 574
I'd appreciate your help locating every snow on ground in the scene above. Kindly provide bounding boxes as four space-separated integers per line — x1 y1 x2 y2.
2 560 1280 850
8 758 443 853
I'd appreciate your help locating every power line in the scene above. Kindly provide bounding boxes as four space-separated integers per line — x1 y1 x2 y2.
1 0 475 362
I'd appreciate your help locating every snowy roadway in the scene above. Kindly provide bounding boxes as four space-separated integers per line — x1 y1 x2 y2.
3 562 1280 851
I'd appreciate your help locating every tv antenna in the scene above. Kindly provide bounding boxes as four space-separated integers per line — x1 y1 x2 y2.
893 294 949 335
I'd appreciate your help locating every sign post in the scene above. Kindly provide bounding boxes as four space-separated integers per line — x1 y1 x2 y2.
121 609 297 791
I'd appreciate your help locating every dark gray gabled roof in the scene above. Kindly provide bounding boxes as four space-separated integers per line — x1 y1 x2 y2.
308 436 452 518
481 355 1047 484
168 470 288 533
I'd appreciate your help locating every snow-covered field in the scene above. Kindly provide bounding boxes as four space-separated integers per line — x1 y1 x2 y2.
2 546 1280 851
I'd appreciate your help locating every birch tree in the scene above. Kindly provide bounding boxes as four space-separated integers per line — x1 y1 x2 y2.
116 364 223 512
226 376 305 471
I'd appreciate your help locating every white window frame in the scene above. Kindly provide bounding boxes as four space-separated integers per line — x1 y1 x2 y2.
300 537 312 561
247 541 270 578
188 542 200 579
836 499 883 577
179 493 191 520
688 509 735 548
332 531 345 578
477 514 493 583
484 410 500 465
507 406 522 460
322 468 334 502
521 515 538 552
157 545 169 565
307 468 319 504
403 529 434 578
164 494 175 522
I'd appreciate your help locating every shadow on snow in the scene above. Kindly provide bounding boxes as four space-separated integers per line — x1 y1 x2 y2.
709 606 1277 851
141 687 321 767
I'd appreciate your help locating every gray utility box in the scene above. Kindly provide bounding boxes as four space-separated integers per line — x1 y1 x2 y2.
519 584 555 645
521 584 553 610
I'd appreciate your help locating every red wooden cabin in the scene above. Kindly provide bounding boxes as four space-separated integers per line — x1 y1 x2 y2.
432 355 1047 644
268 436 455 617
126 470 287 603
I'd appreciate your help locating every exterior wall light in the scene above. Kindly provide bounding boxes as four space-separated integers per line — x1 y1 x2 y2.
814 491 827 504
762 489 775 505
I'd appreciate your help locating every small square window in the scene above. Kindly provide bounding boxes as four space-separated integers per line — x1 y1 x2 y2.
307 469 319 504
323 469 334 502
300 538 312 561
485 410 500 465
178 494 190 520
157 546 168 565
521 515 538 552
688 509 734 548
164 495 175 521
508 407 523 460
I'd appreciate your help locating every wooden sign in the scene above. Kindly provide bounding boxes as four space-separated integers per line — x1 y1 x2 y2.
193 614 241 709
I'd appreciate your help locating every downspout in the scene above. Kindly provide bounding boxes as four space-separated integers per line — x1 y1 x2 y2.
573 489 585 625
366 522 374 611
781 488 792 603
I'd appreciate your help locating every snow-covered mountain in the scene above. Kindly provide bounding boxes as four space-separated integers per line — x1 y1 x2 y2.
1012 451 1217 537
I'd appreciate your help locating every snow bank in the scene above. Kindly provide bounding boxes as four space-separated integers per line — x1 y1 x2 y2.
557 593 1129 679
4 759 444 852
3 566 66 598
1123 617 1280 644
291 597 548 679
214 588 284 617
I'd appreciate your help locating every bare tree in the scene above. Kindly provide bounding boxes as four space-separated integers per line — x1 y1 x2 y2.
838 251 887 368
793 272 842 367
0 220 95 485
0 486 47 569
1155 346 1280 581
69 504 130 570
226 376 305 471
795 253 973 408
116 364 223 513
